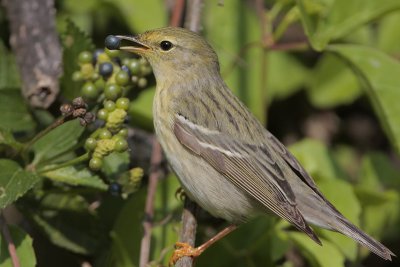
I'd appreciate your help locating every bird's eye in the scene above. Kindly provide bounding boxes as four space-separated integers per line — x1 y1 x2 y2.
160 40 173 51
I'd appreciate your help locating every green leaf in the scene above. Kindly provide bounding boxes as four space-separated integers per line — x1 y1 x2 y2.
377 11 400 54
199 217 285 267
128 86 155 131
289 138 347 181
286 233 345 267
102 151 130 180
0 41 21 90
328 44 400 153
204 0 267 124
359 152 400 189
0 128 23 152
28 192 105 255
0 90 35 132
268 52 310 101
104 0 167 33
42 165 108 190
152 175 182 265
0 159 41 209
0 225 36 267
296 0 400 50
317 179 361 260
60 20 95 100
105 188 146 267
307 54 361 108
360 190 400 244
32 120 84 166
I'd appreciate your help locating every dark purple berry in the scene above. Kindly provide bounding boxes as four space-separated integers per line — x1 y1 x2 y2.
105 35 121 50
99 62 114 78
109 182 122 196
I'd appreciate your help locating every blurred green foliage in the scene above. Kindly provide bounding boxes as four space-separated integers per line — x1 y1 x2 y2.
0 0 400 267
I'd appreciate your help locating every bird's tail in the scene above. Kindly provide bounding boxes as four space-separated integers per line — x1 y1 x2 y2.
330 214 395 261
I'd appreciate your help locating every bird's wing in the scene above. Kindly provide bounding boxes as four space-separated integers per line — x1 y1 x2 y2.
265 132 342 212
173 114 321 244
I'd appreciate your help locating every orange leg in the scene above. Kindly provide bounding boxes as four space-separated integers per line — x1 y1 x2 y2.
169 225 237 266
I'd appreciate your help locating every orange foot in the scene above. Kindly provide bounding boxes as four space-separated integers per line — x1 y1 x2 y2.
169 242 203 266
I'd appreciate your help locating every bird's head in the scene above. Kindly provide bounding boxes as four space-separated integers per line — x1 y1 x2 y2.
114 27 220 83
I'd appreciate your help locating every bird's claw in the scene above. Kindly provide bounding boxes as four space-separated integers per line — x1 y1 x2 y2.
169 242 202 266
175 187 186 202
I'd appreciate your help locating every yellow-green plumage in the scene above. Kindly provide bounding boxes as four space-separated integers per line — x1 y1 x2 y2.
116 27 394 261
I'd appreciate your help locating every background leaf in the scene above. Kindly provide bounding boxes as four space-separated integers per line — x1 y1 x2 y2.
0 159 41 209
42 165 108 190
329 44 400 153
296 0 400 50
0 90 35 132
32 120 84 166
60 20 95 100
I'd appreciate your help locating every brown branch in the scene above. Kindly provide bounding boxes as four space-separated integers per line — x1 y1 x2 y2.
176 200 198 267
139 138 163 267
254 0 274 47
184 0 204 32
2 0 62 108
0 213 20 267
170 0 186 27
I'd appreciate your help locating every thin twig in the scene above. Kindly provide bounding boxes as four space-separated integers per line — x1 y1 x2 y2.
170 0 185 27
0 213 20 267
184 0 204 32
139 138 163 267
254 0 274 47
175 1 204 267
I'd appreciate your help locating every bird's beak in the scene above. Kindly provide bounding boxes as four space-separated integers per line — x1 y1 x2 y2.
115 35 150 53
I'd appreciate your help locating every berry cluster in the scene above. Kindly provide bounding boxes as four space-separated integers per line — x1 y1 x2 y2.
73 49 152 101
72 47 152 172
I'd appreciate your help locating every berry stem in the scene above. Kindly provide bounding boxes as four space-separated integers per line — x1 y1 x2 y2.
37 152 90 174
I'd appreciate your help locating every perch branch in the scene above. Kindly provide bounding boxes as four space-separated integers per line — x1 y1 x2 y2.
175 1 204 267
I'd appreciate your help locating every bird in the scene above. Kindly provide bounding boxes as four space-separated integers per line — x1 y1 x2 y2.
105 27 395 264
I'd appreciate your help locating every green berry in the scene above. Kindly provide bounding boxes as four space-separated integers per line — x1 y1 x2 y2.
78 51 93 64
116 97 130 110
98 128 112 139
89 157 102 171
104 100 116 111
72 71 83 81
131 75 139 84
85 138 97 151
97 109 108 120
94 78 105 91
82 82 98 99
128 59 140 75
122 58 130 66
104 84 122 100
114 137 128 152
105 47 120 58
140 64 152 76
81 63 94 79
138 77 148 88
115 70 130 86
117 128 128 137
92 72 100 80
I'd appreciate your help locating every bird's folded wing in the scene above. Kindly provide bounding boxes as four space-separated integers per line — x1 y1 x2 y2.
173 114 321 244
